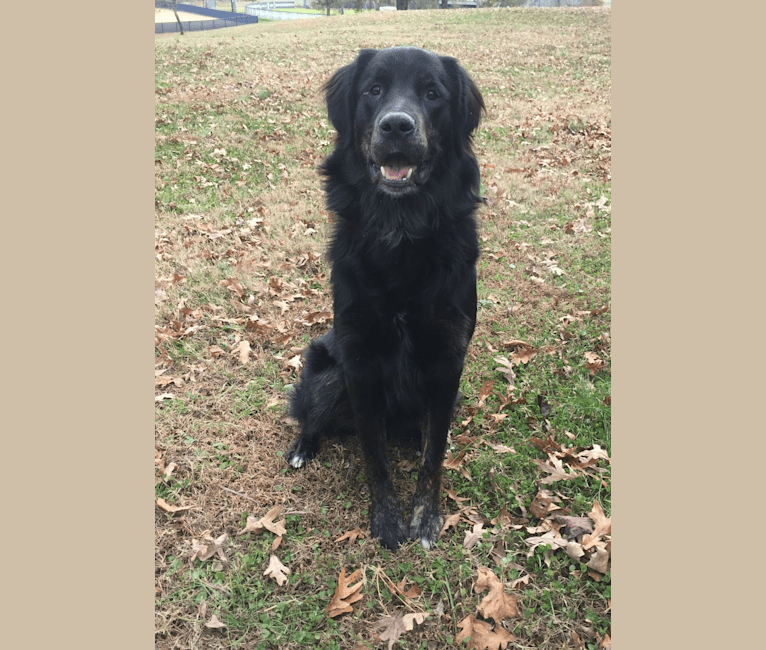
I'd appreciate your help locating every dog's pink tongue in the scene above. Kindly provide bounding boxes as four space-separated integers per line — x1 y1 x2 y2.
384 167 409 181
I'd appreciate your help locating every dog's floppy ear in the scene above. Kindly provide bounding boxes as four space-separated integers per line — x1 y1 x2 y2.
323 49 377 148
442 57 485 147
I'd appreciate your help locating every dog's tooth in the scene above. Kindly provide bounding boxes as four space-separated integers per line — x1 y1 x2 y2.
381 166 386 179
405 168 413 181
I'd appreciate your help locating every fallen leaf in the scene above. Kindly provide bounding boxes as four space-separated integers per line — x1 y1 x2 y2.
238 340 252 365
373 610 429 650
533 456 578 484
463 521 485 549
586 547 610 574
335 527 365 544
510 348 536 366
206 614 226 629
263 554 291 586
260 505 287 536
525 531 568 556
446 489 470 504
502 339 533 348
555 516 594 539
162 462 178 480
326 567 364 618
191 532 228 562
475 566 520 624
238 505 287 538
440 512 462 537
529 490 557 519
577 444 611 465
493 356 516 384
456 614 516 649
156 498 192 514
483 441 515 454
584 351 604 374
395 579 422 600
565 541 586 561
477 380 495 407
582 501 611 549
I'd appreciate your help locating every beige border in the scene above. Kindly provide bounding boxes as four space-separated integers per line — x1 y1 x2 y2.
617 1 760 648
4 5 151 648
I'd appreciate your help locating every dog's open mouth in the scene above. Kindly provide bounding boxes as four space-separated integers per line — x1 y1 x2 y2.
371 159 427 196
381 165 415 182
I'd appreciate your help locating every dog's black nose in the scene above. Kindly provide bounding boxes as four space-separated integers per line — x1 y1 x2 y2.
378 112 416 137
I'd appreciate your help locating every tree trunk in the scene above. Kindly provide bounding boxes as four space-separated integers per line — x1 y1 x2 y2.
173 0 184 35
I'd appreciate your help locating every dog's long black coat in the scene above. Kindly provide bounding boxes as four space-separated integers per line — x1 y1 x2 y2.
286 47 484 550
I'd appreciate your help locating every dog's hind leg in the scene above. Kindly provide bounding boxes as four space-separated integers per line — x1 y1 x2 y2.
286 332 349 468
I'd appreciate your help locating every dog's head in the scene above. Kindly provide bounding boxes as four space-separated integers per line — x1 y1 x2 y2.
323 47 484 198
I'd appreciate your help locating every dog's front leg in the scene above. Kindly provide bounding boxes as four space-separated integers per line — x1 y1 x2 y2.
409 375 460 549
344 377 409 551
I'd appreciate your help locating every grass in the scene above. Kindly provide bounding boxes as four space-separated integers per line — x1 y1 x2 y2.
156 7 610 649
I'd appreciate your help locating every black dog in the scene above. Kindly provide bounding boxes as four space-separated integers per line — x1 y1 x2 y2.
286 47 484 550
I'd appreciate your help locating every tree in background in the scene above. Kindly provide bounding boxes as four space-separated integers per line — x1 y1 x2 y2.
173 0 184 35
314 0 335 14
396 0 409 8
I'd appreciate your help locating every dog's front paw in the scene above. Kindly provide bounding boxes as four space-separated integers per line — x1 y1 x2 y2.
409 505 443 550
370 493 409 550
285 436 319 469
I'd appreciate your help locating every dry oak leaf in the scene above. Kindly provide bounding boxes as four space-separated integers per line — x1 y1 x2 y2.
475 566 520 624
493 356 516 384
556 516 594 539
191 532 228 562
582 501 611 549
335 527 365 544
456 614 516 650
326 567 364 618
446 489 470 504
444 450 472 480
565 541 586 561
586 547 610 574
238 340 252 365
533 455 579 484
440 512 462 538
463 521 486 550
395 579 422 601
263 554 291 586
584 351 604 375
524 531 568 557
156 498 192 514
578 444 611 465
238 505 287 538
477 380 495 408
206 614 226 629
482 440 516 454
373 610 429 650
529 490 558 519
510 346 537 366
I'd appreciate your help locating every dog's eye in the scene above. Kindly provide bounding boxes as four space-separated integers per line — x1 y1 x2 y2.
370 84 381 96
426 89 439 101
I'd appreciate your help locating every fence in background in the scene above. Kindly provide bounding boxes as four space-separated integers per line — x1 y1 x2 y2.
155 0 259 33
244 4 325 19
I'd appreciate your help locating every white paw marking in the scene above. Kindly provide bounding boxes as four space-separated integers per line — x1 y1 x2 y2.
289 455 306 469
